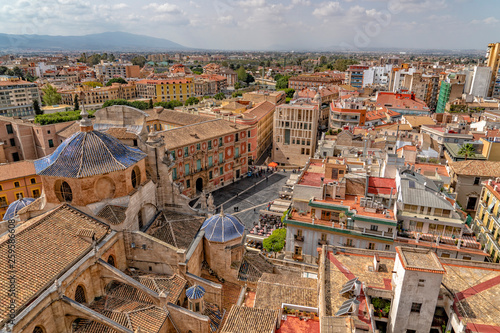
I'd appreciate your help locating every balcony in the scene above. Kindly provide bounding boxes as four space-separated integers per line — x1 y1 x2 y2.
292 254 304 261
318 239 329 246
294 235 304 242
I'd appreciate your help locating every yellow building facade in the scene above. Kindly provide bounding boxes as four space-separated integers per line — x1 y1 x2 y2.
0 161 42 220
474 179 500 262
136 78 195 103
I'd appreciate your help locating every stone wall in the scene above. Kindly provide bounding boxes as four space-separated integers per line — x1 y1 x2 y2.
166 303 211 333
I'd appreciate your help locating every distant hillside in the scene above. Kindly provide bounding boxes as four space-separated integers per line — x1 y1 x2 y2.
0 31 190 51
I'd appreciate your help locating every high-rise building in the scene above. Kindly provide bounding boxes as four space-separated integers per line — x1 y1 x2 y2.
0 78 40 118
346 65 369 88
486 42 500 98
469 66 492 98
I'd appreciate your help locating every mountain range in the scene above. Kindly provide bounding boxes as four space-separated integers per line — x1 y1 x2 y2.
0 32 190 52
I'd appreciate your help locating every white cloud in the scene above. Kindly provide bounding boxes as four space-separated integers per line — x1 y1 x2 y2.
142 2 180 13
238 0 266 8
471 16 499 25
312 1 341 17
292 0 311 5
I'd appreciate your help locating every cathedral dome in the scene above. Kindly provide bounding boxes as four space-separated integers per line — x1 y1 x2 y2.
201 209 245 243
3 197 36 220
34 130 146 179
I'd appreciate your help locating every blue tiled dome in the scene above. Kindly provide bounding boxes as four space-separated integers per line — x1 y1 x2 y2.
3 198 36 220
186 285 205 300
34 130 146 178
201 210 245 242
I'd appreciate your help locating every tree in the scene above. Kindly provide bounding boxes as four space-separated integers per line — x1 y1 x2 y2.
245 73 255 84
214 92 225 100
458 143 476 161
74 95 79 111
0 66 8 75
149 98 154 109
154 100 183 109
185 97 200 106
281 88 295 99
33 99 42 115
191 66 203 75
263 228 286 257
42 84 61 106
275 75 290 90
82 81 103 88
232 91 243 98
131 56 146 67
234 82 242 90
105 77 127 86
236 66 247 82
12 66 24 79
25 72 37 82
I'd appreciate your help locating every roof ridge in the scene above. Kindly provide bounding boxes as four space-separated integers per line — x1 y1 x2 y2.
94 131 127 170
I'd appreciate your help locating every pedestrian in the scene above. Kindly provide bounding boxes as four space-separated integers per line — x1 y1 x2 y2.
266 175 268 182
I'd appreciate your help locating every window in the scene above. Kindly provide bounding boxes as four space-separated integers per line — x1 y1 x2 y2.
12 152 19 161
196 143 201 151
172 168 177 180
107 255 115 267
346 239 353 247
463 256 472 260
209 171 213 180
235 133 239 142
0 185 2 191
186 179 191 188
248 143 251 152
138 210 143 229
48 139 54 148
6 124 13 134
441 253 450 258
235 147 239 158
385 245 391 251
474 177 480 185
219 137 223 147
321 233 327 241
418 279 425 287
10 138 15 146
55 181 73 203
219 152 223 163
294 246 302 255
14 181 20 188
406 330 417 333
410 303 422 313
32 189 40 198
0 196 7 207
196 159 201 171
248 130 251 137
131 167 141 189
370 225 378 231
195 302 200 312
75 285 87 304
184 147 189 157
208 156 213 167
388 227 393 234
33 326 45 333
466 197 478 211
297 229 303 237
30 178 36 184
208 140 212 150
368 243 375 250
220 167 224 176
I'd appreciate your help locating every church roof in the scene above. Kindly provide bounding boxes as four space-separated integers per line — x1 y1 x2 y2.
34 130 146 178
201 210 245 243
186 284 205 300
3 197 36 220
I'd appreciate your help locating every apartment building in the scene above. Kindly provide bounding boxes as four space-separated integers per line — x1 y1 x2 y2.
284 158 397 263
0 161 42 220
474 179 500 262
394 167 484 260
329 98 367 129
94 62 141 80
0 78 40 118
288 75 342 90
273 98 320 167
375 90 430 116
0 116 75 162
345 65 369 88
159 119 254 198
136 78 195 103
59 82 137 106
242 90 286 105
243 101 275 163
486 42 500 98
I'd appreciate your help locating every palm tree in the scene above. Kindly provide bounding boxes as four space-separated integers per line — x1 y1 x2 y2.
458 143 475 161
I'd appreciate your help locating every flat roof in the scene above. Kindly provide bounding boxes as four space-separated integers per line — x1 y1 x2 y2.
396 247 446 274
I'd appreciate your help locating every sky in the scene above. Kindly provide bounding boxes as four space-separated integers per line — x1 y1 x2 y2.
0 0 499 51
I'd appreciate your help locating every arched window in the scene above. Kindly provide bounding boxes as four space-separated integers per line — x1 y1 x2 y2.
33 326 45 333
55 181 73 203
74 285 86 304
107 255 115 267
131 167 141 189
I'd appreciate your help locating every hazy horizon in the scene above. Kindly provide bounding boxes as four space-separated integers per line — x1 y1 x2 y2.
1 0 499 51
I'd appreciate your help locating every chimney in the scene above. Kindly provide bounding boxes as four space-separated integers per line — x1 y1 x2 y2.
354 280 362 296
495 185 499 192
373 254 380 272
488 179 493 186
